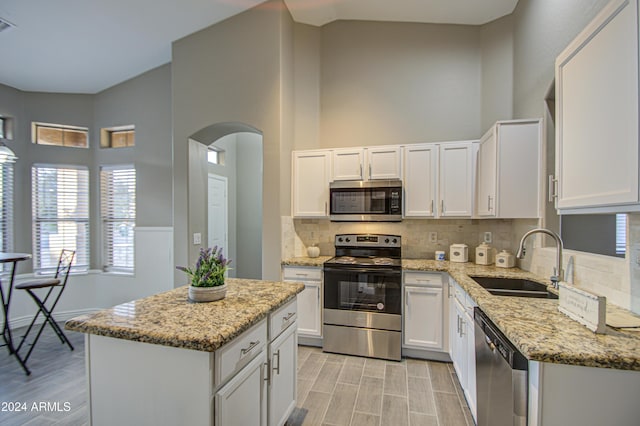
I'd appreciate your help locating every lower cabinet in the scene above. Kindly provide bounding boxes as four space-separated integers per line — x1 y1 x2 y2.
215 351 268 426
449 278 477 422
402 271 448 358
282 266 322 341
268 323 298 426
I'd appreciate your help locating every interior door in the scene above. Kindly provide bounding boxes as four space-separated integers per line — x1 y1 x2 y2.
208 174 228 252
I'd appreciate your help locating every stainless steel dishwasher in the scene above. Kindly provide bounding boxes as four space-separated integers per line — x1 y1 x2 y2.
474 307 528 426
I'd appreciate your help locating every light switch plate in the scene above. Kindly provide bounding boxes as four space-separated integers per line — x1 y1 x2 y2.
193 233 202 245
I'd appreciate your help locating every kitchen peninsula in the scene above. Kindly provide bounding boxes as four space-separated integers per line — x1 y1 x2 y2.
65 278 304 426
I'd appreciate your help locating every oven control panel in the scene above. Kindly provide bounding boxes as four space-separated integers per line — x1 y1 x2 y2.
335 234 401 248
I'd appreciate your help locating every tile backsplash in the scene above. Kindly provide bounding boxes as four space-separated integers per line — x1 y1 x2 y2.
282 216 515 260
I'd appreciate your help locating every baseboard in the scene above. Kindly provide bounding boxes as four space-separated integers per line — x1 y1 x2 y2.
7 308 100 330
402 347 452 362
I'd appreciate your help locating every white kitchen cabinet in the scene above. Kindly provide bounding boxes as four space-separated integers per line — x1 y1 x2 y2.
476 119 541 218
403 144 438 217
439 141 477 217
404 285 443 350
448 279 477 422
268 312 297 426
555 0 640 213
215 350 268 426
367 146 402 180
282 266 322 342
292 150 331 218
332 148 365 181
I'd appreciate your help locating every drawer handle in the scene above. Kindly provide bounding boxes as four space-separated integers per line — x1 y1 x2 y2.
273 349 281 375
241 340 260 355
283 312 295 322
295 273 309 277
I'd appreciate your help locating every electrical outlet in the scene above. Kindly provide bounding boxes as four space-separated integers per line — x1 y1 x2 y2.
429 232 438 243
483 232 492 243
193 233 202 245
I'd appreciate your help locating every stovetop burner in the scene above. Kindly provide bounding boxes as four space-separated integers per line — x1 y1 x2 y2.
324 234 402 269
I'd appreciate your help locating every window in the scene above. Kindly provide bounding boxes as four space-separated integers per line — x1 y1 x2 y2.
207 147 225 165
1 162 14 270
616 214 627 256
32 122 89 148
101 166 136 273
32 165 89 273
101 126 135 148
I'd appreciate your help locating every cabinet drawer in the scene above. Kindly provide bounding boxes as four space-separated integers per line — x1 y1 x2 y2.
283 266 322 281
404 271 442 286
215 319 267 387
269 298 297 341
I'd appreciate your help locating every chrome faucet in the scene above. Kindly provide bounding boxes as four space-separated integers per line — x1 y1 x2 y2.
516 228 563 288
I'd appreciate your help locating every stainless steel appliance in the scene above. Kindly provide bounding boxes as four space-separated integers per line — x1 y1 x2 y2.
329 180 402 222
474 307 528 426
323 234 402 361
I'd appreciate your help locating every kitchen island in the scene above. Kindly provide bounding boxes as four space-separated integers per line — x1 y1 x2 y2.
65 278 304 426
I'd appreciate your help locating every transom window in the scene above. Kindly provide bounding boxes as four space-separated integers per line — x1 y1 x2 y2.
32 122 89 148
32 165 89 274
100 166 136 273
101 126 135 148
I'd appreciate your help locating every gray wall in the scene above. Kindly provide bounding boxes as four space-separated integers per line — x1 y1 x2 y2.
172 0 294 283
318 21 482 147
0 64 172 272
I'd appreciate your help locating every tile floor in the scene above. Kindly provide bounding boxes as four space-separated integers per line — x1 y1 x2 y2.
288 346 474 426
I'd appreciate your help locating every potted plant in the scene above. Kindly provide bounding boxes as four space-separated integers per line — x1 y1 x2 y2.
177 246 232 302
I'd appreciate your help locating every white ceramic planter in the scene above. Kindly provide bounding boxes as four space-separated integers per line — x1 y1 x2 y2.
189 283 227 302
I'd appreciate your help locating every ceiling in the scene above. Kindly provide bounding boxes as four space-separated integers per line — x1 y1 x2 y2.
0 0 518 94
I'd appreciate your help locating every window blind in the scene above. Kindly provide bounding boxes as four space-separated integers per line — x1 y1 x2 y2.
1 163 14 272
32 165 89 273
100 166 136 273
616 214 627 256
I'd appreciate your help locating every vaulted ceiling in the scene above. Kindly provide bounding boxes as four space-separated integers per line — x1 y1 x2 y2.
0 0 517 94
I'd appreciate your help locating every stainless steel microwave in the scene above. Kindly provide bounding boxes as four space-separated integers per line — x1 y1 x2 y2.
329 180 402 222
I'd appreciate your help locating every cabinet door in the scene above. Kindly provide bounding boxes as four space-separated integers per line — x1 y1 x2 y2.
403 285 443 350
215 351 267 426
292 151 330 217
332 149 365 181
450 299 467 386
440 142 475 217
464 310 477 422
295 281 322 337
556 0 639 211
269 324 297 426
367 146 401 180
403 144 437 217
476 128 497 217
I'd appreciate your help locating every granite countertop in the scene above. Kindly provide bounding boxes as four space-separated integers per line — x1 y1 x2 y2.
65 278 305 352
282 257 640 370
403 260 640 371
281 256 332 267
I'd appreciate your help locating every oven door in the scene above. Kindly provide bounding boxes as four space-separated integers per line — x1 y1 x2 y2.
323 266 401 315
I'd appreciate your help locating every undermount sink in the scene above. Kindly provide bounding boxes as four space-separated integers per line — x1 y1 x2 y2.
470 276 558 299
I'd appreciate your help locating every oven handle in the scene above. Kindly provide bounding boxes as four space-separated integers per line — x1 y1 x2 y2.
323 266 400 275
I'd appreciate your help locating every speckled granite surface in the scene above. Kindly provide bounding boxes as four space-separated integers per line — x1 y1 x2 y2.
281 256 332 267
403 260 640 371
65 278 304 352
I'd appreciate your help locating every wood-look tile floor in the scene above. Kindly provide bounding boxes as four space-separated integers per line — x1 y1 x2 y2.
289 346 474 426
0 328 473 426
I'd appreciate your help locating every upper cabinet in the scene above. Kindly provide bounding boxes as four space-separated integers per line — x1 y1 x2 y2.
292 150 331 218
439 142 477 217
403 144 438 217
476 120 541 218
332 148 365 181
332 146 401 181
555 0 640 213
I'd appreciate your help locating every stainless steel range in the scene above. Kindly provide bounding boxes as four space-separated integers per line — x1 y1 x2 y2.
323 234 402 361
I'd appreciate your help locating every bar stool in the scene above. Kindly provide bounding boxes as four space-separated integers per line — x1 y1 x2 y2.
15 249 75 364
